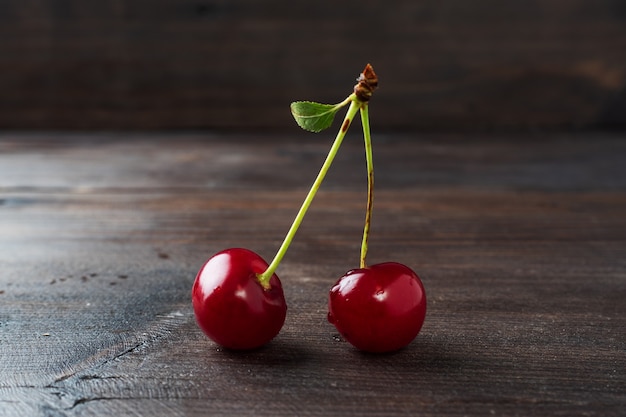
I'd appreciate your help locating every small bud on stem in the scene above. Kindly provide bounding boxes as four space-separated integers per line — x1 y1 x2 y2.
353 64 378 102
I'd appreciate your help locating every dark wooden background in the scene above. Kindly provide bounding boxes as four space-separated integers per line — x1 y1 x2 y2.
1 2 626 416
1 0 625 130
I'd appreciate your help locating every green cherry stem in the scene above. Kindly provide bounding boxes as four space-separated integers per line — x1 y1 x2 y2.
257 96 361 287
359 103 374 269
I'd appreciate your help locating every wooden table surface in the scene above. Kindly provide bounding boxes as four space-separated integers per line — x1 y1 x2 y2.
1 131 625 416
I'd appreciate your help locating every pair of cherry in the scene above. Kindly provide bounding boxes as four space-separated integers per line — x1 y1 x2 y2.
192 65 427 353
192 248 426 353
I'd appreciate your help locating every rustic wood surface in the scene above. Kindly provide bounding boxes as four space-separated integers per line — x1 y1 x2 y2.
0 131 625 416
1 0 626 130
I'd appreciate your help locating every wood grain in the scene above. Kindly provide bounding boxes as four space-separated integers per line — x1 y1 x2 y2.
0 1 625 130
1 132 625 416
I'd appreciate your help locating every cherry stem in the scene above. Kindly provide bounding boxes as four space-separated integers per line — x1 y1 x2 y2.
359 104 373 269
257 96 361 287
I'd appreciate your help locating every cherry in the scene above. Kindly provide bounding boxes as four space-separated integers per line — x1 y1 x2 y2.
192 248 287 350
191 92 361 351
325 66 428 352
191 74 367 350
328 262 427 353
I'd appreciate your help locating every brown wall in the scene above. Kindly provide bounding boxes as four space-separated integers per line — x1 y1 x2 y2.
1 0 625 130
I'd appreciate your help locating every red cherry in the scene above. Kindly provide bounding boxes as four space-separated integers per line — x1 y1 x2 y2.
328 262 426 353
192 248 287 350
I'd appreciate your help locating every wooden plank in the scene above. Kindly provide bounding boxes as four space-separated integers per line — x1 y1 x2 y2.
0 132 625 416
0 1 625 130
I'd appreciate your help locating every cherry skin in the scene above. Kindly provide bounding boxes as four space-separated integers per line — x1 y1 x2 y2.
192 248 287 350
328 262 426 353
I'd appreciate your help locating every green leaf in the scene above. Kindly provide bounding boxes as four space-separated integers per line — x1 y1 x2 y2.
290 101 340 133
